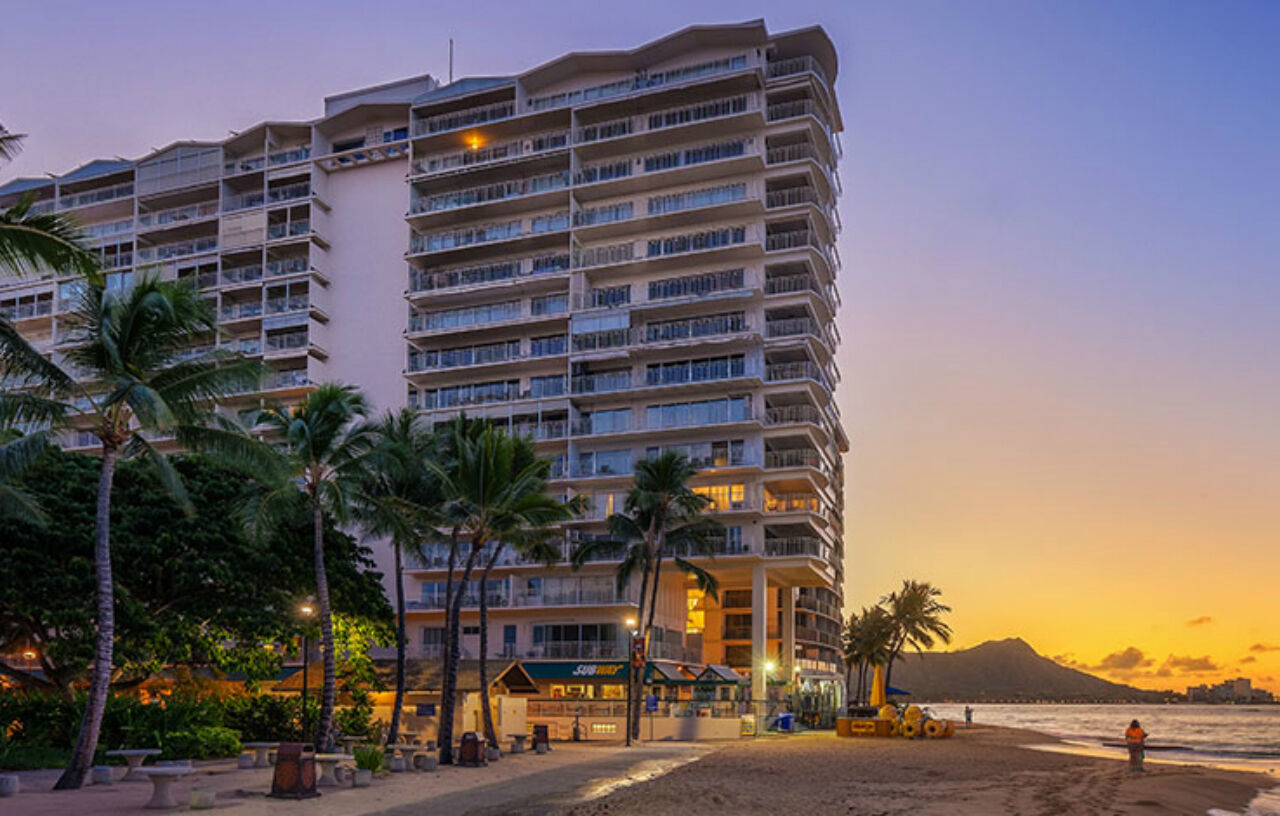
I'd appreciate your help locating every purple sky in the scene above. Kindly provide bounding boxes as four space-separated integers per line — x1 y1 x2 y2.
4 1 1279 676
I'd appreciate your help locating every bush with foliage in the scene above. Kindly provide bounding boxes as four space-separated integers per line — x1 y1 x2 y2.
159 726 241 760
352 745 383 772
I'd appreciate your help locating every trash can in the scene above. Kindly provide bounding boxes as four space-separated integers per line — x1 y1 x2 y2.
776 713 794 733
532 724 551 750
458 732 486 767
269 743 318 799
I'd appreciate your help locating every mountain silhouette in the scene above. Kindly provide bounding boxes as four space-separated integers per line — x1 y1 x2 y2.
889 638 1168 702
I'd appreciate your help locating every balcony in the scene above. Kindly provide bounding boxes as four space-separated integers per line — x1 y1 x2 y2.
408 213 569 256
219 302 263 322
411 131 570 177
764 494 822 515
136 200 219 230
265 294 315 316
58 181 134 211
224 156 266 176
409 171 570 217
406 343 530 373
767 99 833 132
765 360 832 390
223 190 266 213
408 253 571 295
766 56 831 88
764 404 825 426
266 182 311 206
573 93 761 149
266 220 310 241
265 331 319 357
0 300 53 322
570 371 632 395
530 53 751 112
413 100 516 137
571 319 751 354
135 236 218 262
765 449 822 470
266 257 310 278
269 146 311 167
220 264 263 287
263 369 310 391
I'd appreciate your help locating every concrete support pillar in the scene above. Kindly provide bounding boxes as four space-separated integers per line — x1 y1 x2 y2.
781 585 796 688
751 563 768 705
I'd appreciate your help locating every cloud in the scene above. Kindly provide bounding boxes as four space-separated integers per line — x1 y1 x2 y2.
1095 647 1153 672
1160 655 1219 674
1185 616 1213 627
1249 644 1280 653
1240 656 1257 664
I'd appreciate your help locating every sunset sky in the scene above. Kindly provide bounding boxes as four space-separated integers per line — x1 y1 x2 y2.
2 1 1276 692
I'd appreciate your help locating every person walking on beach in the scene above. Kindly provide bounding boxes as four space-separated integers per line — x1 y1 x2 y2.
964 706 973 727
1125 719 1147 771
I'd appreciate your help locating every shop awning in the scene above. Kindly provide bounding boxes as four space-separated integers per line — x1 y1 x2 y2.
646 661 699 683
695 664 747 684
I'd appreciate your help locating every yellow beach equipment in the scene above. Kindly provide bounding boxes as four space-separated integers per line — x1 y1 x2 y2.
903 705 923 723
901 720 922 739
878 705 897 721
924 719 945 738
869 665 887 707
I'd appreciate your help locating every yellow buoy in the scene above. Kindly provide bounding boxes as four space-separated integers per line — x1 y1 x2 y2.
943 720 956 737
902 721 921 738
904 705 923 722
924 720 944 738
878 705 898 721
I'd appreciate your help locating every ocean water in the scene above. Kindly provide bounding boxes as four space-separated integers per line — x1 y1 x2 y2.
922 703 1280 815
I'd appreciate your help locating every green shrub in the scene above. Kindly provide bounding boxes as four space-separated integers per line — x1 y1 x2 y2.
160 726 242 760
333 688 373 737
0 740 70 771
352 745 383 772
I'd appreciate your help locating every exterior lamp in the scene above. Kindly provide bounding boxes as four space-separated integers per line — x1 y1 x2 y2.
298 601 315 737
763 660 776 674
21 649 38 662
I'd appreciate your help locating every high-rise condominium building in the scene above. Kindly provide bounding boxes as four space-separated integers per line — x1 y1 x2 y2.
0 21 846 715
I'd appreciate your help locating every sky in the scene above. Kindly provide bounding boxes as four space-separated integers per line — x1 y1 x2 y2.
2 1 1277 692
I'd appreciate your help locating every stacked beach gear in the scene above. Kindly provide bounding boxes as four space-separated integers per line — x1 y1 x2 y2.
836 665 955 739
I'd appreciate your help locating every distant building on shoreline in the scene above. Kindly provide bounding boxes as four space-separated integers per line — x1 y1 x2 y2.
1185 677 1275 703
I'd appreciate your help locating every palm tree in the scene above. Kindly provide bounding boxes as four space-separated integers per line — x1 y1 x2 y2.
841 605 894 705
0 124 98 281
355 408 439 746
424 425 575 761
881 580 953 693
572 451 723 743
0 276 261 789
247 384 375 751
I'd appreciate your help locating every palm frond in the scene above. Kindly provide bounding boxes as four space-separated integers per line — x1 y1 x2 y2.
124 434 192 513
0 127 25 162
0 194 100 279
0 318 76 392
671 556 720 600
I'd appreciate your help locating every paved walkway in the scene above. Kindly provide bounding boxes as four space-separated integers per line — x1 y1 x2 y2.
4 742 713 816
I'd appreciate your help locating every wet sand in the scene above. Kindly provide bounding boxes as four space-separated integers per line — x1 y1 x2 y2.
563 727 1277 816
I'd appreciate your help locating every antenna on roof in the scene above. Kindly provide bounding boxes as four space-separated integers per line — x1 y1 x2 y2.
449 38 454 84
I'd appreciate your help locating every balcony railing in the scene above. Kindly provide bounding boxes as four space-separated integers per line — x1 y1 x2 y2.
571 320 751 353
267 182 311 205
224 156 266 175
137 200 218 229
766 317 823 340
765 361 832 389
266 220 310 240
413 101 516 137
264 369 310 390
266 257 309 277
136 236 217 262
765 449 822 469
409 213 568 255
223 190 266 212
574 94 758 145
0 300 53 321
764 404 825 426
408 253 571 293
411 131 570 177
764 495 822 515
265 295 312 315
410 171 570 215
766 55 830 88
220 264 263 286
269 146 311 166
58 181 134 210
265 332 311 353
219 302 263 321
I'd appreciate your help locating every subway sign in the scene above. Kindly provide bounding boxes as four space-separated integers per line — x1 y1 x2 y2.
572 663 626 678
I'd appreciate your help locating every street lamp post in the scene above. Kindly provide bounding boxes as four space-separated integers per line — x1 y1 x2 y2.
299 602 315 739
625 617 638 748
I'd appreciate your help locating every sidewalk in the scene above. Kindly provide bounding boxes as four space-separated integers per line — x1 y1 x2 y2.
5 742 713 816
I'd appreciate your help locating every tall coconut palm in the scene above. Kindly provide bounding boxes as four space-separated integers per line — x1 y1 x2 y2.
354 408 439 746
881 580 953 693
423 425 575 761
841 605 894 705
572 451 723 743
0 276 261 789
246 384 374 751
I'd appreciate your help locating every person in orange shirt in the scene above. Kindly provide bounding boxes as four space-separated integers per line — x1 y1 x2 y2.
1125 719 1148 771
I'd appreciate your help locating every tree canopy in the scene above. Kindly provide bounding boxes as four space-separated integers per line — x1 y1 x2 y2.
0 449 391 693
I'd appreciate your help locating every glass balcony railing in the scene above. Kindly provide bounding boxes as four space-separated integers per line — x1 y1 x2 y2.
265 295 311 315
407 253 571 294
0 300 53 321
268 146 311 166
764 493 822 514
266 220 310 240
266 257 310 277
765 449 823 470
413 101 515 137
766 55 830 87
410 171 569 215
267 182 311 204
137 200 219 229
411 131 569 176
264 369 309 390
220 265 263 286
219 302 263 321
223 190 266 212
409 214 567 255
58 181 134 210
224 156 266 175
135 236 217 262
265 332 310 353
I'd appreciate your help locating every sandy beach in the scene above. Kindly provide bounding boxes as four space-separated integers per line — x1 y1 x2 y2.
4 728 1275 815
564 727 1278 816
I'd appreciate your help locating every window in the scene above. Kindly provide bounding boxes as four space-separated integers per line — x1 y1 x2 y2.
687 589 706 635
422 627 445 646
530 334 567 357
722 589 752 608
333 137 366 152
530 374 566 397
645 312 745 341
692 484 746 510
647 440 743 468
648 182 747 215
463 626 481 636
581 408 631 434
646 396 750 429
590 723 618 735
647 228 747 258
590 285 631 308
646 355 745 386
578 449 631 476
